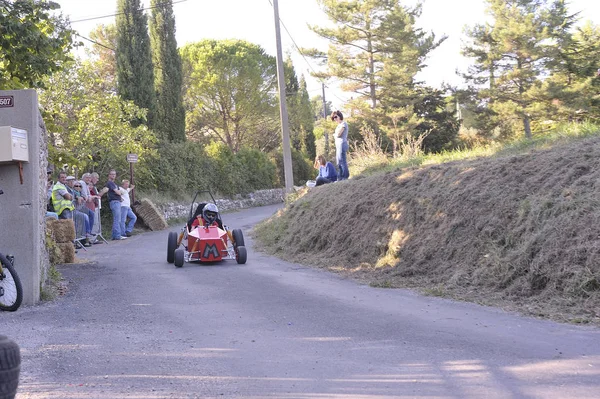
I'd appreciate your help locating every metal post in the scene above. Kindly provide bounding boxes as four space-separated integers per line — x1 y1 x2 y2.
272 0 294 193
322 82 329 155
129 161 135 204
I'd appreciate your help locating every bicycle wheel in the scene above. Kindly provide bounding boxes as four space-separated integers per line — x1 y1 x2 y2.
0 254 23 312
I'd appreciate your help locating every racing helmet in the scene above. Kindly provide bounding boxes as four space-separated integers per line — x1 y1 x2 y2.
202 203 219 225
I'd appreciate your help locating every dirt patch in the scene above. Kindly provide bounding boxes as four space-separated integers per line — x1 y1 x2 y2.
254 136 600 325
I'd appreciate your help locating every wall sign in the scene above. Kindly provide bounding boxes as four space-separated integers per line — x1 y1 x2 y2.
0 96 14 108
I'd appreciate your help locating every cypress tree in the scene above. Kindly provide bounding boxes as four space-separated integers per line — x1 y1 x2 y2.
116 0 155 127
149 0 185 142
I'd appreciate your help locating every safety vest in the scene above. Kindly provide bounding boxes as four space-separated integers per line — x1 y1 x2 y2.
51 182 74 216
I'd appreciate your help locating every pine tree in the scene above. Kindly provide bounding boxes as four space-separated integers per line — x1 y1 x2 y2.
307 0 442 111
463 0 577 139
149 0 185 142
116 0 156 127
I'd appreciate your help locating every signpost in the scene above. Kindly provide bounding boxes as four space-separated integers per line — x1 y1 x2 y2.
127 153 138 203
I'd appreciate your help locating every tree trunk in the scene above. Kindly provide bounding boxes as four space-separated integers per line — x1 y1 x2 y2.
523 115 532 139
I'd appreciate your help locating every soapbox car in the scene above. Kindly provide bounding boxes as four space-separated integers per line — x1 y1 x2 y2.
166 191 247 267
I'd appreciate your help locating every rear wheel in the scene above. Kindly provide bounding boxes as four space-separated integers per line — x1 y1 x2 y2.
174 248 185 268
236 246 247 264
0 335 20 398
167 232 178 263
0 254 23 312
232 229 245 247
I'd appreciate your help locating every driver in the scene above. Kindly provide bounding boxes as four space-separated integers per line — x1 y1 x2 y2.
191 203 222 229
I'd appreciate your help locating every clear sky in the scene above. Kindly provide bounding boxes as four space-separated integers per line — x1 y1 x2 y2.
56 0 600 109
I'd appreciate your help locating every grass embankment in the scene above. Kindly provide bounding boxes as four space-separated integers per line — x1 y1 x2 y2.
254 124 600 325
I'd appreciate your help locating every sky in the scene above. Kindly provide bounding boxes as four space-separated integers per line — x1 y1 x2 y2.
56 0 600 109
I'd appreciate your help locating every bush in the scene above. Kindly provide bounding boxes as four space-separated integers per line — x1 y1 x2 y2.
272 147 314 186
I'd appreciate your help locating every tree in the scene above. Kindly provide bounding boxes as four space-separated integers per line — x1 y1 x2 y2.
149 0 185 142
462 0 577 139
87 24 117 93
283 58 316 157
0 0 74 89
181 39 279 153
116 0 156 127
40 60 157 185
307 0 443 110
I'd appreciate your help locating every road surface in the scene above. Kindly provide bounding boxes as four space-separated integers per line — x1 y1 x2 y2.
1 204 599 398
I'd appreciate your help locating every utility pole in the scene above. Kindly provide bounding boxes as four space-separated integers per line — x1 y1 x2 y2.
272 0 294 193
322 82 329 155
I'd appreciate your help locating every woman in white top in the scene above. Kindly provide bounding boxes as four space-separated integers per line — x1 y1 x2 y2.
331 110 349 180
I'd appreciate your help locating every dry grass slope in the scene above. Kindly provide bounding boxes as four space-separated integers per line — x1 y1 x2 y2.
255 135 600 324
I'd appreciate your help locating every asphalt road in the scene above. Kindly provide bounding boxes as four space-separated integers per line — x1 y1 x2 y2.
1 204 599 399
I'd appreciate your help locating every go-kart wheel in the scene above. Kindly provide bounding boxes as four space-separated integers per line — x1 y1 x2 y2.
167 232 178 263
232 229 245 247
174 248 185 268
236 245 247 264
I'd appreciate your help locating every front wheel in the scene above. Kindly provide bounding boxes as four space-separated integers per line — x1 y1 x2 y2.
174 248 185 268
232 229 245 247
236 246 247 265
0 254 23 312
167 232 178 263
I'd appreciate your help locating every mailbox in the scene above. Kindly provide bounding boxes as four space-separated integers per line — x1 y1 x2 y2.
0 126 29 163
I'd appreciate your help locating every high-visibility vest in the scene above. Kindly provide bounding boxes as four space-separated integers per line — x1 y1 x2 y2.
51 183 74 216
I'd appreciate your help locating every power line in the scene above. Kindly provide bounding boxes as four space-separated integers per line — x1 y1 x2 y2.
266 0 347 105
75 33 115 52
70 0 188 24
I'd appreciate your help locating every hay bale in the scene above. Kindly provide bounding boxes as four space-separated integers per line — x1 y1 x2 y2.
47 218 75 243
56 242 76 264
134 198 168 231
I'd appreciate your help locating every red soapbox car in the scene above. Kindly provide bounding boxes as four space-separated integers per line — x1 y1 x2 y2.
166 191 247 267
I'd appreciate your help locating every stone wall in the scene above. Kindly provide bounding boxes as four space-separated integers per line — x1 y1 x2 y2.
159 188 285 220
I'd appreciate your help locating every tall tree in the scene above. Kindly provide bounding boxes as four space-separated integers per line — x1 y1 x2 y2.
149 0 185 142
181 39 279 153
306 0 442 110
87 24 117 93
0 0 74 89
116 0 155 127
463 0 577 139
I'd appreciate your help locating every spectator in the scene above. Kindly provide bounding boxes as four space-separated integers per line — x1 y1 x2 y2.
106 169 126 240
331 110 350 181
66 176 93 247
46 169 58 219
314 155 337 186
51 172 74 219
119 179 137 237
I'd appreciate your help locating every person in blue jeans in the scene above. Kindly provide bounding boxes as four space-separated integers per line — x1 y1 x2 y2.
314 155 337 186
331 110 349 180
119 179 137 237
105 169 127 240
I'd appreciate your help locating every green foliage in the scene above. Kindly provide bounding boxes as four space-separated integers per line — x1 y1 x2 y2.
181 39 279 153
149 0 185 142
272 147 314 186
0 0 75 89
116 0 156 127
462 0 577 139
152 141 278 198
40 60 157 188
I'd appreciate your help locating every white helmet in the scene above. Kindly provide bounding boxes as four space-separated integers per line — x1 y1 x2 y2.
202 203 219 224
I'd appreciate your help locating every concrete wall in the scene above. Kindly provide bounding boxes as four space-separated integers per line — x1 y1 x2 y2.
0 89 47 305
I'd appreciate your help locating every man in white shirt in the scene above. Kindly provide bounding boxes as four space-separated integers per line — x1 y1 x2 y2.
119 179 137 237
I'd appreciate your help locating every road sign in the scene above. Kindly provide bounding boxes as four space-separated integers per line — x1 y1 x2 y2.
126 153 138 163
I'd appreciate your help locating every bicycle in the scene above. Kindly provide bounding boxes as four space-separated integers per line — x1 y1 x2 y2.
0 188 24 312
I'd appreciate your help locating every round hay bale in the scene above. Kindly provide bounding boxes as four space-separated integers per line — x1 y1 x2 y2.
56 242 76 264
134 198 168 231
48 219 76 243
